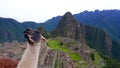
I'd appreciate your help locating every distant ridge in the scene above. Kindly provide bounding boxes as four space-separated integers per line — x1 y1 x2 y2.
1 10 120 40
74 10 120 40
0 17 25 43
43 10 120 40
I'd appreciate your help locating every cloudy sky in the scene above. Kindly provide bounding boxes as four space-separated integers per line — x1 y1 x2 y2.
0 0 120 23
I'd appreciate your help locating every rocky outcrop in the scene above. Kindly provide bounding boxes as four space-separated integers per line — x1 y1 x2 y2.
56 12 83 40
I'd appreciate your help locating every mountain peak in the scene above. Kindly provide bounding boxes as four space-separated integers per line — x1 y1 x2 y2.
62 12 75 21
58 12 79 26
55 11 112 57
56 12 83 40
64 12 73 17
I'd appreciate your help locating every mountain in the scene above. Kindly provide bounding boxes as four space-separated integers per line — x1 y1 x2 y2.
21 21 41 29
43 16 61 31
0 18 50 43
73 10 120 61
54 12 112 56
43 10 120 41
0 18 44 43
55 12 83 40
1 10 120 42
74 10 120 40
0 17 25 43
21 16 61 31
43 10 120 61
0 16 61 43
51 12 120 67
0 11 120 68
0 10 120 62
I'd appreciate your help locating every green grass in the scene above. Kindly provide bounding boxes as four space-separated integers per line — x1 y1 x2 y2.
54 59 58 68
54 56 61 68
94 52 101 64
48 39 82 61
68 53 82 61
47 39 60 49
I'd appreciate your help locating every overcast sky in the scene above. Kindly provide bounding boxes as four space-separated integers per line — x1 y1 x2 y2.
0 0 120 23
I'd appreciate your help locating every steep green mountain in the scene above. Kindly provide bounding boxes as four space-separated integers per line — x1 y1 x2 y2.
0 18 43 43
0 17 25 43
42 10 120 61
51 12 120 67
42 10 120 40
74 10 120 40
0 18 47 43
0 16 61 43
1 10 120 42
54 12 112 56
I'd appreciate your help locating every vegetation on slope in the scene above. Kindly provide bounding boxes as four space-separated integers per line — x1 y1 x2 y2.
47 38 106 68
47 39 82 61
98 52 120 68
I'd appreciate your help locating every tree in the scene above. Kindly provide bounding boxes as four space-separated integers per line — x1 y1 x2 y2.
38 27 50 39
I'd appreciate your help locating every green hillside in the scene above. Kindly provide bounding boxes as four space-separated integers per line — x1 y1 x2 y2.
47 38 105 68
